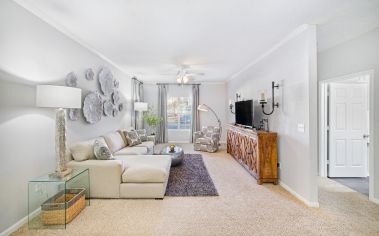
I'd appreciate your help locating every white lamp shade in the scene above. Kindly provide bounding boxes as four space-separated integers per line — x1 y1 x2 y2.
36 85 82 109
134 102 148 111
197 104 209 112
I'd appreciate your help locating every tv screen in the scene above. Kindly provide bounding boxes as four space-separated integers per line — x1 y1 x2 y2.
235 100 254 127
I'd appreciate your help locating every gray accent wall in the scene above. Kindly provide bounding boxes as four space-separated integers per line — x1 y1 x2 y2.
0 0 132 233
226 25 319 206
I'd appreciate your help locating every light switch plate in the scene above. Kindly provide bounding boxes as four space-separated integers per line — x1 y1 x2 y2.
297 123 305 133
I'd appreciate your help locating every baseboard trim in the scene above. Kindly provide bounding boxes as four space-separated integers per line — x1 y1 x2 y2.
279 181 319 208
0 208 40 236
369 196 379 205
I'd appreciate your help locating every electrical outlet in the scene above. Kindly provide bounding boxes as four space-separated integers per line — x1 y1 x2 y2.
297 123 305 133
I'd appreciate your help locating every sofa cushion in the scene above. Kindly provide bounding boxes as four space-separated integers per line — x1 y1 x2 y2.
124 130 142 146
118 130 128 146
119 155 171 171
113 146 148 156
122 165 166 183
94 140 114 160
120 155 171 183
103 132 126 153
70 137 107 161
136 141 154 153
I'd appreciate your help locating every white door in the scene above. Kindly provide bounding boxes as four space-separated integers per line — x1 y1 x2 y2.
328 83 369 177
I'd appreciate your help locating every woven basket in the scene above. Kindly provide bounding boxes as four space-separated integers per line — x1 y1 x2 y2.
41 188 86 225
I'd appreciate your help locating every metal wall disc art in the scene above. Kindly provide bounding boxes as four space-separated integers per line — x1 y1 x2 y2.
114 80 119 88
85 68 94 81
118 103 124 112
98 67 114 96
65 72 78 87
113 107 119 117
112 90 120 104
68 108 80 121
103 100 114 116
83 92 103 124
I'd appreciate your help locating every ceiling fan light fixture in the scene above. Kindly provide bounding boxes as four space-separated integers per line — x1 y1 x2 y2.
183 76 189 83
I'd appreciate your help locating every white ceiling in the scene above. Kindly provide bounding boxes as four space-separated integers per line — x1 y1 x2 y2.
14 0 379 83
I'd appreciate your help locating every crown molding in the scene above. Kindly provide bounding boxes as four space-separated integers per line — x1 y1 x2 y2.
228 24 313 82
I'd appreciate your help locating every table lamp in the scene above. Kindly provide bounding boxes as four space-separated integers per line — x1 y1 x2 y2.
36 85 82 177
134 102 148 112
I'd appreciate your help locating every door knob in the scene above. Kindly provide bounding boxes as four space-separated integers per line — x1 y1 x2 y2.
363 134 370 139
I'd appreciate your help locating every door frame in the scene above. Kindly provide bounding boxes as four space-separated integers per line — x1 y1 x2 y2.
318 70 375 200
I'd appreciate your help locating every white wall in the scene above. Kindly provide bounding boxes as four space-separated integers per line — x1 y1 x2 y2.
318 27 379 202
226 25 319 206
0 0 132 233
199 83 227 143
144 83 227 143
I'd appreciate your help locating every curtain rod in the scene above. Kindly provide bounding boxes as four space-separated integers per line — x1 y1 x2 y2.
132 77 143 84
156 83 201 85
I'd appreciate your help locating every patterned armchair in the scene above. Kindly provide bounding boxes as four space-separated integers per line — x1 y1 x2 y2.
193 126 221 153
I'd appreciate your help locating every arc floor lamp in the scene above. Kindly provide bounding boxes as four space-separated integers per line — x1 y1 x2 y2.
197 104 222 136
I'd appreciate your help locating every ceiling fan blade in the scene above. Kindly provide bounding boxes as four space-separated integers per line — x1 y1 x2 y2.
186 72 205 76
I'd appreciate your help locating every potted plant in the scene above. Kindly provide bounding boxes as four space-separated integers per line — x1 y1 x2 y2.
143 107 162 135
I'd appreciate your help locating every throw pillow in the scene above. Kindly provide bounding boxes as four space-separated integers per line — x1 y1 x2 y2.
70 137 107 161
93 140 114 160
125 131 142 146
103 132 126 153
136 129 147 142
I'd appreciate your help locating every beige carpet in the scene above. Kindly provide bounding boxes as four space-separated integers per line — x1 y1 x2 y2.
13 144 379 236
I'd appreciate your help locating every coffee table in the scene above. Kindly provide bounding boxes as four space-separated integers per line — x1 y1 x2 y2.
160 145 184 167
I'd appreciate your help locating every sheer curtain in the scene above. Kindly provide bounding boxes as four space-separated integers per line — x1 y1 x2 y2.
131 77 144 129
191 84 200 142
157 84 168 143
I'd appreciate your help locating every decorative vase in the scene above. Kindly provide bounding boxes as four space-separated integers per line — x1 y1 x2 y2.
169 144 175 152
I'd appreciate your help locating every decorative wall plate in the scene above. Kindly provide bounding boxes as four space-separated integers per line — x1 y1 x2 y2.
68 108 79 121
114 80 119 88
118 103 124 112
112 90 120 104
113 108 119 117
103 100 114 116
85 68 94 81
83 92 103 124
98 67 114 96
65 72 78 87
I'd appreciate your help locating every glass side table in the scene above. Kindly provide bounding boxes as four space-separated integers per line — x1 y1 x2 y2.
28 168 90 229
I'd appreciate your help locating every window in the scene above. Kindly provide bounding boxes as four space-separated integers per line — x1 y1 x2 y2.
167 96 192 130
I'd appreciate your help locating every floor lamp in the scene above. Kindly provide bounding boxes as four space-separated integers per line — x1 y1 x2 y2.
36 85 82 177
197 104 222 137
134 102 148 130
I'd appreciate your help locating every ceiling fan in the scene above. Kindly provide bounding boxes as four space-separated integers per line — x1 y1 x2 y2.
174 65 205 85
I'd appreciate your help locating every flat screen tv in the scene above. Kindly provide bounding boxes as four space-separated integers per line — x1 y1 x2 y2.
235 100 254 128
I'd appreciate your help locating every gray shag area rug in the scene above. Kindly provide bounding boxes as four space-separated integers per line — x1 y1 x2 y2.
165 154 219 196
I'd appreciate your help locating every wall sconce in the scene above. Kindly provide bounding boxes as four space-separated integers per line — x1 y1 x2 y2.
229 93 241 114
235 93 241 102
229 99 235 114
259 81 279 116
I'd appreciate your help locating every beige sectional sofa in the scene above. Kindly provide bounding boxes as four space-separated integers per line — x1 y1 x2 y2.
67 130 171 199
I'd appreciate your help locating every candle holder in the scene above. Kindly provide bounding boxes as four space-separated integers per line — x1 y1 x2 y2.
260 81 279 116
235 93 241 102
